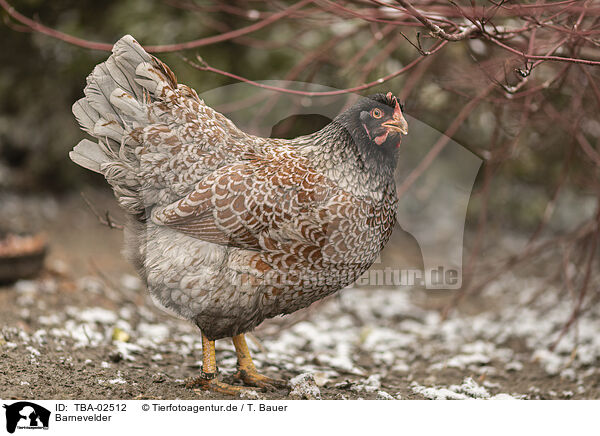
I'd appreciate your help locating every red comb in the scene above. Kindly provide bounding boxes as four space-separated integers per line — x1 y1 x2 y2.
392 97 402 119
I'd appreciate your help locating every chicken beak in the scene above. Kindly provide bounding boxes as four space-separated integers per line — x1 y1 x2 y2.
382 114 408 135
382 99 408 135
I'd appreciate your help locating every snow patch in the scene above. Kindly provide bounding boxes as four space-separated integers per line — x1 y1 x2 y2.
289 373 321 400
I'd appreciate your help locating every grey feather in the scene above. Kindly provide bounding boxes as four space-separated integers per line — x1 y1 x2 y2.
69 139 109 173
69 35 153 191
72 99 99 135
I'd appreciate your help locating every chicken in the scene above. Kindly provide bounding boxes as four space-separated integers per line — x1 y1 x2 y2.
70 35 408 394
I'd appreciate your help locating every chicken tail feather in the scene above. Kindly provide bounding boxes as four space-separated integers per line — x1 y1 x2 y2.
69 35 177 214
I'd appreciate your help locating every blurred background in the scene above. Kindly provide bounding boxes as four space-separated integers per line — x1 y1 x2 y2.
0 0 599 399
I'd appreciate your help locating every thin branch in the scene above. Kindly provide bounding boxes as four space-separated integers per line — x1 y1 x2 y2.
580 64 600 109
487 35 600 66
395 0 480 41
0 0 313 52
443 216 598 319
544 102 600 167
183 40 448 97
396 82 495 199
550 206 600 351
80 192 123 230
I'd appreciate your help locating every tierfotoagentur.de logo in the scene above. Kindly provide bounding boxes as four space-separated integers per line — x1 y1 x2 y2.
2 402 50 434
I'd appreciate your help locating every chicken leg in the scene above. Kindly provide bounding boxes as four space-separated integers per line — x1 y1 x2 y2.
188 333 250 395
232 334 286 390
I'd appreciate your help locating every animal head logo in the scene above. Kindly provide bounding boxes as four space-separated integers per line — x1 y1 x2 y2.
2 402 50 434
200 82 483 289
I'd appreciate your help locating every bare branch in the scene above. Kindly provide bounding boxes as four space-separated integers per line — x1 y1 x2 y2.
182 40 448 97
80 192 123 230
0 0 313 52
394 0 480 41
397 82 495 199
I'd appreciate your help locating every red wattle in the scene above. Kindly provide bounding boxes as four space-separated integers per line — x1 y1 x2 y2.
374 131 389 145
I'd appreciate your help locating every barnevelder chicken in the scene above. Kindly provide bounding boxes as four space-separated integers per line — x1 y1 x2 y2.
70 35 408 395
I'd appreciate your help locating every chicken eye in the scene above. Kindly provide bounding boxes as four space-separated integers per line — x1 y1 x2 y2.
371 108 383 119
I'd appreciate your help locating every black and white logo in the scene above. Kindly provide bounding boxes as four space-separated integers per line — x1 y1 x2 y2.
2 402 50 434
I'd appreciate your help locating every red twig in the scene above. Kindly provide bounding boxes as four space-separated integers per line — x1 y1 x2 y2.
396 82 495 199
487 36 600 66
80 193 123 230
0 0 313 52
184 40 448 97
395 0 480 41
550 206 600 351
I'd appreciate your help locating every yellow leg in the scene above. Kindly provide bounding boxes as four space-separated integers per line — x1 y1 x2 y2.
232 334 286 390
186 333 250 396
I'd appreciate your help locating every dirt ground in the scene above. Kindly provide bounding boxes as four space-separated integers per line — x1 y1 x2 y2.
1 191 599 400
